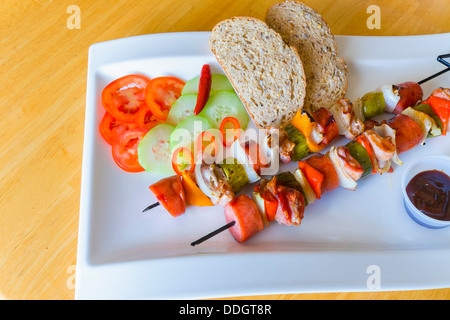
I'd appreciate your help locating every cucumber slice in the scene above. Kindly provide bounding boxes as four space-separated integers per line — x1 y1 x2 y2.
169 115 213 155
166 94 197 127
198 90 249 130
137 124 175 175
181 74 234 95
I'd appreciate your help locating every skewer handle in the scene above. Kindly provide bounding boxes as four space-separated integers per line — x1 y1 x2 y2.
418 53 450 85
438 53 450 68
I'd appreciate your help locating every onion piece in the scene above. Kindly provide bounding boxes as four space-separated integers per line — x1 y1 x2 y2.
308 123 324 145
380 85 400 113
252 192 270 227
328 146 358 191
361 130 393 174
372 124 403 166
258 131 279 176
401 107 442 142
194 161 235 207
353 98 366 122
329 98 364 140
293 168 316 205
194 161 216 203
228 139 261 183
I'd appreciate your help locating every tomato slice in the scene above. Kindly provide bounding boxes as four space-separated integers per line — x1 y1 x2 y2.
145 77 185 121
135 105 164 131
149 175 186 217
102 74 151 123
112 128 148 172
99 112 137 145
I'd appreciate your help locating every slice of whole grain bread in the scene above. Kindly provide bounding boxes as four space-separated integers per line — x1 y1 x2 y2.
266 1 347 114
209 16 306 129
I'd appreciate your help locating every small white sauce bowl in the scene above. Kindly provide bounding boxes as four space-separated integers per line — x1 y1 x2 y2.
401 154 450 229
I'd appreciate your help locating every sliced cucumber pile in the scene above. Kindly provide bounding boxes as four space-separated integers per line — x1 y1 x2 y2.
138 73 252 176
199 90 249 130
169 115 213 156
137 123 175 175
181 74 234 95
166 94 198 127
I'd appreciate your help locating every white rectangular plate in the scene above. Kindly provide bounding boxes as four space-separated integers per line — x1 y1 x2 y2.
76 32 450 299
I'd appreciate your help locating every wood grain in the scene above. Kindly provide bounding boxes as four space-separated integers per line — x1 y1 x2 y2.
0 0 449 300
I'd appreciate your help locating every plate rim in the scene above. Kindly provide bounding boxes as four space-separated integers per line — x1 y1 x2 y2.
76 31 450 299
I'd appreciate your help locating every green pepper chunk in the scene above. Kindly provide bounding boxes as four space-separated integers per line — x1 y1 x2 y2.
217 158 249 194
345 140 373 178
284 124 310 161
361 92 385 119
276 171 308 206
414 103 444 134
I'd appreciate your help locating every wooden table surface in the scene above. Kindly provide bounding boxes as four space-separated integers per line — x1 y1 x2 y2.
1 0 450 300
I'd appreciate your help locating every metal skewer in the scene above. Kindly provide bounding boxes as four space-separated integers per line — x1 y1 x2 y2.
142 53 450 215
418 53 450 85
190 221 236 246
142 202 160 212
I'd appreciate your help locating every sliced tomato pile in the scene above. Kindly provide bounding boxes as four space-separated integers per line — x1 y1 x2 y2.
102 74 151 123
99 74 185 172
112 128 148 172
145 76 186 121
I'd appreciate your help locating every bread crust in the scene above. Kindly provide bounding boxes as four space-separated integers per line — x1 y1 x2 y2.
209 16 306 129
265 1 348 114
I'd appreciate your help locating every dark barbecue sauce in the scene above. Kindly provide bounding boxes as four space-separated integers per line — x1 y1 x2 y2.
406 170 450 221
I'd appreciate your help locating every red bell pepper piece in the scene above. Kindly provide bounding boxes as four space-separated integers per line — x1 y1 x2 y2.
355 135 377 173
311 107 340 146
424 95 450 136
298 160 324 199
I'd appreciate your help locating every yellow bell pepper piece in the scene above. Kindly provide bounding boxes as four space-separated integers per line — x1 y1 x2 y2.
291 111 325 153
181 170 214 207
